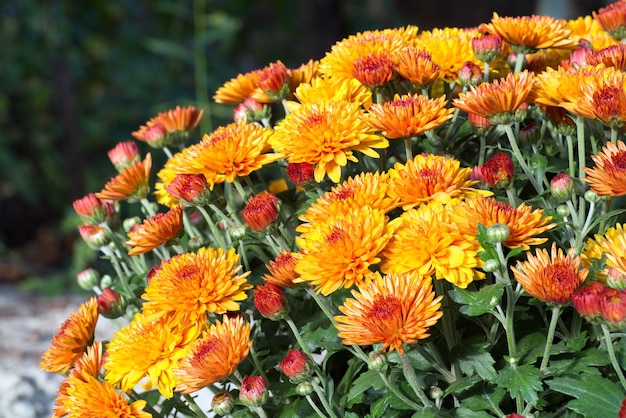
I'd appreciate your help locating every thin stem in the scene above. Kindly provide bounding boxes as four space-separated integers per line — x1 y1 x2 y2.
244 176 259 194
378 370 423 410
184 393 209 418
565 135 576 177
306 288 337 324
305 394 329 418
311 379 339 418
540 305 562 372
399 351 433 407
233 178 249 202
611 126 618 144
249 406 269 418
575 116 587 228
284 315 312 358
514 52 525 73
478 135 487 166
503 123 544 195
249 345 270 388
197 206 227 248
140 198 157 217
404 137 413 161
601 324 626 392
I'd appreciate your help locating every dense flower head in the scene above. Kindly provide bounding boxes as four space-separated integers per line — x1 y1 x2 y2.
78 224 110 248
381 203 484 288
290 76 372 109
334 271 443 353
585 140 626 196
387 153 491 210
537 104 576 135
286 162 315 185
600 287 626 327
214 69 262 105
132 106 204 148
73 193 115 225
362 94 454 140
532 64 599 108
97 288 127 319
142 247 251 322
593 0 626 40
512 243 588 305
108 141 140 172
253 282 288 320
165 173 210 206
392 47 441 87
242 191 281 232
572 281 606 320
586 44 626 70
294 206 393 295
594 223 626 275
40 297 99 374
458 61 484 86
262 250 299 288
125 204 183 256
352 51 395 88
453 70 536 124
472 152 515 188
96 154 152 202
174 315 252 394
568 15 619 50
270 100 388 183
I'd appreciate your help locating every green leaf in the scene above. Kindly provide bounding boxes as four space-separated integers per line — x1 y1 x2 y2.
456 384 506 414
549 347 610 375
444 376 482 397
452 407 494 418
516 331 546 365
452 338 497 381
530 153 548 180
494 364 543 406
546 375 624 418
347 370 385 404
449 284 504 317
476 224 498 262
336 357 366 407
370 395 390 417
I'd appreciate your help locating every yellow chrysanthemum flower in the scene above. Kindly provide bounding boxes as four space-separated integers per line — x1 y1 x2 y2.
448 196 555 250
40 297 99 374
334 272 442 354
294 206 393 295
175 315 252 394
269 100 388 183
104 312 203 399
581 236 608 281
386 153 491 210
142 247 252 322
585 140 626 196
288 76 372 111
595 224 626 275
381 203 484 289
568 15 619 50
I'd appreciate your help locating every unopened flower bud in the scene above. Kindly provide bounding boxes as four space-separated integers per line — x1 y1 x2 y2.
572 281 605 321
584 190 601 203
476 152 514 189
242 191 281 232
556 204 570 217
142 123 168 148
287 162 315 186
430 386 444 400
78 225 110 249
100 274 113 289
486 223 510 244
607 268 626 290
569 47 590 69
230 226 247 240
165 174 210 206
471 33 502 63
240 375 268 407
280 350 312 383
600 287 626 329
253 283 288 320
97 288 127 319
550 173 573 202
507 52 527 71
482 259 500 273
367 351 388 371
234 98 265 123
458 61 483 86
123 216 142 233
295 381 314 396
468 113 494 136
108 141 140 172
73 194 115 225
258 61 291 101
211 392 235 416
76 268 100 291
519 123 540 143
187 236 206 252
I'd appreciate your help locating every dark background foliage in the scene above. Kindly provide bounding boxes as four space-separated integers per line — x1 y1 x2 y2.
0 0 608 292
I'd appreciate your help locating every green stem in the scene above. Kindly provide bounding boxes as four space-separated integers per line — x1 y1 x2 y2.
611 126 618 144
311 379 339 418
540 305 562 372
404 137 413 161
601 324 626 392
305 395 328 418
233 178 249 202
378 370 423 410
514 53 525 73
184 393 209 418
198 205 228 248
306 288 337 324
503 284 518 364
565 135 575 178
140 198 156 217
399 351 433 407
285 315 313 359
249 406 269 418
244 176 259 194
575 116 587 227
478 135 487 165
503 123 544 195
249 345 270 386
193 0 211 134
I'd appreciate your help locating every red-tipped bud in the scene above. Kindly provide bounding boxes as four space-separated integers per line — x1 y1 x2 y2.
97 288 128 319
569 47 591 69
263 250 299 288
142 123 168 148
280 350 312 383
253 283 288 320
73 193 115 225
477 152 514 189
234 98 265 123
76 268 100 291
108 141 140 172
286 162 315 186
471 33 502 63
458 61 483 86
572 281 605 321
258 61 290 101
242 191 280 232
78 224 110 249
600 287 626 328
211 392 235 416
550 173 574 202
240 375 268 407
165 174 210 206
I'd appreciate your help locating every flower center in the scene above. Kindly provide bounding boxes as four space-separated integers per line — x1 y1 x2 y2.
367 295 401 320
612 150 626 171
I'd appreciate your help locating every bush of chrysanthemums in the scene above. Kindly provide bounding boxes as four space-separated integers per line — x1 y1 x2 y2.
41 2 626 417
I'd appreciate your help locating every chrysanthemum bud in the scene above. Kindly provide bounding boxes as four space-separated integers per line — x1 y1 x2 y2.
286 162 315 186
165 174 210 206
471 33 502 63
240 375 268 407
258 61 291 101
550 173 574 202
230 226 247 240
430 386 444 400
458 61 483 86
507 52 527 71
572 281 605 321
519 123 540 143
73 194 115 225
100 274 113 289
97 288 128 319
234 98 265 123
486 223 510 244
76 268 100 291
607 268 626 290
367 351 388 371
476 152 515 189
600 287 626 329
78 225 110 249
242 191 281 232
295 381 314 396
142 123 168 148
108 141 140 172
556 204 570 217
280 350 312 383
253 282 288 320
585 190 602 203
123 216 142 233
482 259 500 273
211 392 235 416
594 1 626 40
569 47 591 69
468 113 494 136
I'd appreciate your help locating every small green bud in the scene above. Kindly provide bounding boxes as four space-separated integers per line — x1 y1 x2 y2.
123 216 142 233
584 190 601 203
211 392 235 416
230 226 247 240
486 223 510 244
367 351 388 371
556 204 570 217
76 268 100 291
295 381 314 396
430 386 444 400
100 274 113 289
482 259 500 273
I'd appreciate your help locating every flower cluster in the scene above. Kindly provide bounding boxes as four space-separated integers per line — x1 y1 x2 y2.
43 2 626 417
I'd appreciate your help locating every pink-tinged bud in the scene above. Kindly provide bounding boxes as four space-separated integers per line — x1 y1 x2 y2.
242 191 281 232
519 122 540 143
286 162 315 186
239 375 268 407
211 391 235 416
458 61 483 86
468 113 494 136
258 61 290 101
73 193 115 225
572 281 605 321
507 52 527 71
142 123 168 148
253 283 288 320
471 33 502 63
234 98 265 123
569 48 591 69
600 287 626 328
108 141 140 172
76 268 100 291
280 350 312 383
607 268 626 290
550 173 574 202
78 224 110 248
165 174 210 206
97 288 128 319
477 152 514 189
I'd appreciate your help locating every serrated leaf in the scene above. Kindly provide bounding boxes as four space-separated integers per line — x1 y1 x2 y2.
476 224 498 261
444 376 482 396
337 357 366 406
452 338 497 381
549 347 610 375
495 364 542 406
348 370 385 403
517 331 546 365
452 407 494 418
449 284 504 316
546 375 623 418
456 384 506 414
530 153 548 180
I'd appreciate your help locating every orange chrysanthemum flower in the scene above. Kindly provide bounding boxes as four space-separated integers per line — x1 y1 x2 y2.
255 60 290 100
593 0 626 40
132 106 204 148
532 64 602 109
125 204 183 256
585 140 626 196
297 172 398 234
362 94 454 140
262 250 299 288
334 272 442 354
351 51 395 88
587 44 626 70
96 154 152 202
512 243 588 305
448 196 555 250
392 47 441 87
486 13 578 53
214 70 262 105
287 59 319 93
415 27 483 83
386 153 491 210
142 247 251 322
594 223 626 275
453 70 536 124
104 312 203 398
41 297 98 374
381 203 484 289
294 206 393 295
175 315 252 394
269 100 388 183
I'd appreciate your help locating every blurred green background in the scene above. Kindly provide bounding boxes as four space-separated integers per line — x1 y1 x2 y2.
0 0 607 293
